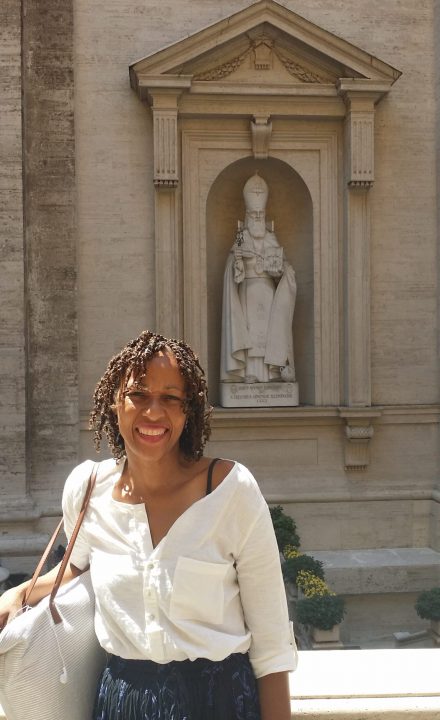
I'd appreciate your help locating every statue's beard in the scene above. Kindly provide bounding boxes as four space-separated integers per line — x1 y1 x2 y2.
247 218 266 238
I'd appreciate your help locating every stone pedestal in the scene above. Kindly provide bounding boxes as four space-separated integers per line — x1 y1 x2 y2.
311 625 343 649
220 382 299 408
430 620 440 645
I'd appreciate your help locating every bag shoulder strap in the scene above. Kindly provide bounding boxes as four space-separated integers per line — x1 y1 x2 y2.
24 462 99 624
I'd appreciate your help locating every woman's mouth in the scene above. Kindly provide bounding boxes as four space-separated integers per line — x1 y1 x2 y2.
136 426 168 442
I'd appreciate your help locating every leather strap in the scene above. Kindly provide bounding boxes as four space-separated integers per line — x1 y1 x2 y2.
24 462 99 624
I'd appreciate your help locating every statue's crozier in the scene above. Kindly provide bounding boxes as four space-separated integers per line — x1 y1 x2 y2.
220 173 299 407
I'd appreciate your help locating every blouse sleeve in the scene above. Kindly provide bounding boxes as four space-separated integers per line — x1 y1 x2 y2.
61 459 94 570
235 496 298 679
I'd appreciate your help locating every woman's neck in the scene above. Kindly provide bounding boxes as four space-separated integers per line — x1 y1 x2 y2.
122 451 191 497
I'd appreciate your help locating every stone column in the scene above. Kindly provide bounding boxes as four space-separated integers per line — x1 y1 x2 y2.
0 0 29 518
338 83 390 407
345 182 371 406
150 89 184 338
338 81 392 469
23 0 78 500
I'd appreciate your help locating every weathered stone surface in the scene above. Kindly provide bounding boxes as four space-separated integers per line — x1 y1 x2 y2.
22 0 78 497
0 0 26 499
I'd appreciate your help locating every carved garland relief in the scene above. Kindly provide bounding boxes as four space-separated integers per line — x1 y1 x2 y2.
194 38 331 84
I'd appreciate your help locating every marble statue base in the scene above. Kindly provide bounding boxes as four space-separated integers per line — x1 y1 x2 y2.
220 381 299 407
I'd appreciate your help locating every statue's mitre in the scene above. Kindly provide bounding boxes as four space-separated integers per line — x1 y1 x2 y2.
243 172 268 212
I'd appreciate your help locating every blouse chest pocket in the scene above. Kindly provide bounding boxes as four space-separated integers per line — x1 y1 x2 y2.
170 556 229 625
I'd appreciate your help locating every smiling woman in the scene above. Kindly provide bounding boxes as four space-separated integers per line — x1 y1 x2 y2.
0 330 298 720
113 352 188 467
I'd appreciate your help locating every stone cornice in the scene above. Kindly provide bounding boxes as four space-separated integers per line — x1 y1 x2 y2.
78 405 440 430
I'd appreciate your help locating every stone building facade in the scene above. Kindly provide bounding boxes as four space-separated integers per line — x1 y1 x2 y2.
1 0 440 639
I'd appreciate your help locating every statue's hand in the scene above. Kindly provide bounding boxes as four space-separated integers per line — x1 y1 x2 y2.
281 365 295 383
233 258 245 283
267 268 283 279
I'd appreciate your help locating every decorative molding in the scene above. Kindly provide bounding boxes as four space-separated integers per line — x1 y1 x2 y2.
344 423 374 471
194 39 328 85
345 113 375 187
154 178 179 189
153 111 179 188
80 404 440 430
275 50 330 83
194 49 249 81
251 115 272 158
348 180 374 188
339 409 381 471
252 38 274 70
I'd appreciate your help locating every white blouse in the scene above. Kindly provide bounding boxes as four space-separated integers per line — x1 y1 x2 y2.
62 458 298 679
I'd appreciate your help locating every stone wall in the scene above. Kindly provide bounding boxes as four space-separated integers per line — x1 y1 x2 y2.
73 0 439 409
0 0 439 564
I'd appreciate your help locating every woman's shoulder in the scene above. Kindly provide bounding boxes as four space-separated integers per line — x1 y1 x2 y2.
62 458 118 510
207 458 262 499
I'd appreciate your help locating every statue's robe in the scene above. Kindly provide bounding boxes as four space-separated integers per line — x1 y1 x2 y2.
220 230 296 383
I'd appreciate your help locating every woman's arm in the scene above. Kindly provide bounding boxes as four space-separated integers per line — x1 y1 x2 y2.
0 561 82 628
258 671 291 720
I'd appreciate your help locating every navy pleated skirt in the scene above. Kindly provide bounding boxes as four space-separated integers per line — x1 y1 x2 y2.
93 653 261 720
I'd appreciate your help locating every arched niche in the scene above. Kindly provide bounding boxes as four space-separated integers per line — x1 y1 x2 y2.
206 156 314 406
181 122 340 407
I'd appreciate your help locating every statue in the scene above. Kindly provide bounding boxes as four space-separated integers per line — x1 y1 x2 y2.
220 173 298 406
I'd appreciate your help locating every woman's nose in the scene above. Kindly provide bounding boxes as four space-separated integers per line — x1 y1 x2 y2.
141 395 163 414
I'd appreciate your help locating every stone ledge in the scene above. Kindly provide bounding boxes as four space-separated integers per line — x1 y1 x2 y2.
308 548 440 594
0 533 53 557
78 403 440 430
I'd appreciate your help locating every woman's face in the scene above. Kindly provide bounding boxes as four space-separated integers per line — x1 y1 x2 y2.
115 350 187 464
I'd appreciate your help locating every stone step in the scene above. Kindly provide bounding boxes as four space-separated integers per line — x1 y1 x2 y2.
0 533 54 558
307 547 440 594
1 648 439 719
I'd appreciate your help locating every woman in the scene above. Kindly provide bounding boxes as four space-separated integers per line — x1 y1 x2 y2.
0 330 297 719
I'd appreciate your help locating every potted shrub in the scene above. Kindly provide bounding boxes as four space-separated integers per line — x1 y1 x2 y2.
282 553 325 586
269 505 300 552
415 587 440 636
296 593 346 643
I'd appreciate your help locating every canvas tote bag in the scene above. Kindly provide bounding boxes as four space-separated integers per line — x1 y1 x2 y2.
0 463 106 720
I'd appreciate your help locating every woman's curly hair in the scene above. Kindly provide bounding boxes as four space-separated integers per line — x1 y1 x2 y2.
89 330 212 462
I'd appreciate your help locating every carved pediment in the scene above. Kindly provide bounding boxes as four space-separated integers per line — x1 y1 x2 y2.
130 0 401 100
189 34 336 85
173 26 339 85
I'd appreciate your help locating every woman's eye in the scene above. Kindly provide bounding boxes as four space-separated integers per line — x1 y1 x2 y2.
163 395 181 403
